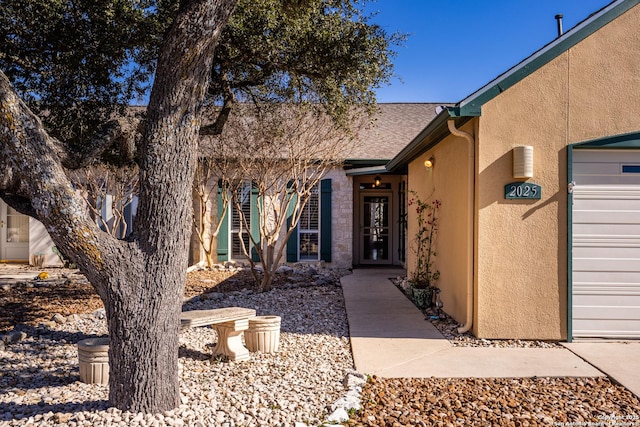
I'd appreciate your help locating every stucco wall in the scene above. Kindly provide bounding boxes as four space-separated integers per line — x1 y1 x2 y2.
407 122 474 325
475 4 640 339
568 5 640 142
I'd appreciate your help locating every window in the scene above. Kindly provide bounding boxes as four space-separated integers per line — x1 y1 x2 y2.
622 165 640 174
286 178 331 263
6 206 29 243
230 183 252 259
299 185 320 260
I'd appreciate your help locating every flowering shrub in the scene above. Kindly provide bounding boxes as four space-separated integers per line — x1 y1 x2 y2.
409 191 441 289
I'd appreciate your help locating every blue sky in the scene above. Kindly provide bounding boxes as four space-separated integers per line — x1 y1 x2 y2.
364 0 614 103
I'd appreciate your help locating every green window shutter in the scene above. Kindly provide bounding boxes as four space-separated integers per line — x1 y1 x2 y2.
286 187 299 263
217 186 229 262
250 184 260 262
320 178 332 262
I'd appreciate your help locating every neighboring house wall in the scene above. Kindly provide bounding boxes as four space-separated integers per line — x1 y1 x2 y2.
29 219 63 267
1 191 137 268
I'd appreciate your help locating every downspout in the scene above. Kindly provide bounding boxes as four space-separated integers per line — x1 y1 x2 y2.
447 119 475 334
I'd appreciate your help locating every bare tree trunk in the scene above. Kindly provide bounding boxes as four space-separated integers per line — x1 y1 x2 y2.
0 0 238 413
104 262 184 410
106 0 238 411
205 249 215 268
262 243 276 292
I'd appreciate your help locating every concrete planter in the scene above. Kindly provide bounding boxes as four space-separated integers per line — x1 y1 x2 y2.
411 287 433 309
77 337 109 385
244 316 281 353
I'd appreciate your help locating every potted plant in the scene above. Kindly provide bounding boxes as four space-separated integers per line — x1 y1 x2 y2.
408 191 441 308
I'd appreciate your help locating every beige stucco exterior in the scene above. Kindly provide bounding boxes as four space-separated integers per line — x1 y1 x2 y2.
407 120 475 326
406 3 640 340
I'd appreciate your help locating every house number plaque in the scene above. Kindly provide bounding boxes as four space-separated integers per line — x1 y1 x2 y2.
504 182 541 200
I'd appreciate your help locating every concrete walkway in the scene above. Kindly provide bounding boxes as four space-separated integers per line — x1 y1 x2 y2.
341 269 640 392
562 341 640 398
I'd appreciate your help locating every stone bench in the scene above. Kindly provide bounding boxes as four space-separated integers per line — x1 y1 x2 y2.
180 307 256 362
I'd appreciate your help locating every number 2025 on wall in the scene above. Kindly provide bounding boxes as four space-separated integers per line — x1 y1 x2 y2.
504 182 542 199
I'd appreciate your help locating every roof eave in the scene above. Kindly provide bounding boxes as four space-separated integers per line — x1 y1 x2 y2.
385 0 638 173
456 0 638 117
386 111 470 172
345 165 389 176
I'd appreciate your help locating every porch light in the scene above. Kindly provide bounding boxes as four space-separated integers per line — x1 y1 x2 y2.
424 157 435 169
374 175 382 187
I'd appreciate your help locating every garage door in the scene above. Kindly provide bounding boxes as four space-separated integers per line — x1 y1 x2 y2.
572 149 640 339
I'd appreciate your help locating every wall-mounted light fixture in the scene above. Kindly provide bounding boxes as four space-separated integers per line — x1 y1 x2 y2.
374 175 382 187
424 157 435 169
513 146 533 179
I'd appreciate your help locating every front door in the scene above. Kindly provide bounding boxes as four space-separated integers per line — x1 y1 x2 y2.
359 192 392 264
0 201 30 262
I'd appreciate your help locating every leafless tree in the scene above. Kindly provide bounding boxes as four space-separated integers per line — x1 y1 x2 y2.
70 164 139 239
192 125 245 267
217 103 366 291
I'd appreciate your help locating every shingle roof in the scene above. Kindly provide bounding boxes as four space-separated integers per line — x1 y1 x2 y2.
348 103 450 161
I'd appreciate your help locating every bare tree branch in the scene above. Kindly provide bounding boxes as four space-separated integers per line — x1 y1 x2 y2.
0 69 125 295
0 192 36 217
199 78 235 136
213 102 366 291
69 164 139 239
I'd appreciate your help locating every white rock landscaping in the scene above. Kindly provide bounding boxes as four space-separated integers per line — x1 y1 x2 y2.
0 276 355 427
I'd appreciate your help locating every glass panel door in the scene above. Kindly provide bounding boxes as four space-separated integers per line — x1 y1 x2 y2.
360 194 390 264
6 206 29 243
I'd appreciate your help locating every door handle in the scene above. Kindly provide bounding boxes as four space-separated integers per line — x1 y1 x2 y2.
0 220 4 228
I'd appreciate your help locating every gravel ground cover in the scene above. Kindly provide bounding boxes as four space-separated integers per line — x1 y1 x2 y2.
347 376 640 427
393 277 560 349
0 266 354 426
1 266 639 427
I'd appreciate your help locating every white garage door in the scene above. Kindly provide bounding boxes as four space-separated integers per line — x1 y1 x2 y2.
572 149 640 339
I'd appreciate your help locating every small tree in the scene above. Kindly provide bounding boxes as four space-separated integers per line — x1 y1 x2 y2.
218 103 365 291
409 191 441 289
192 130 246 268
70 164 139 239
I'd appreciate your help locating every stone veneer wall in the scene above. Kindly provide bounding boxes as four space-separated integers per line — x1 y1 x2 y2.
323 168 353 269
